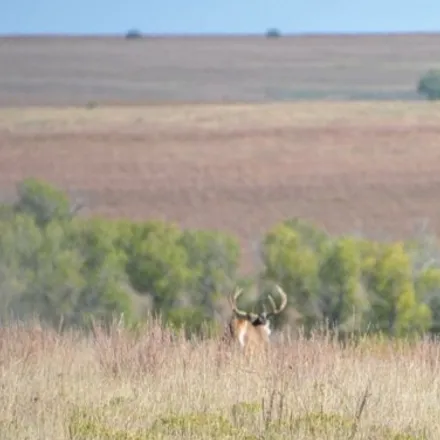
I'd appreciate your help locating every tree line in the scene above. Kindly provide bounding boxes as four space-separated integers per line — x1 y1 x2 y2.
1 177 440 339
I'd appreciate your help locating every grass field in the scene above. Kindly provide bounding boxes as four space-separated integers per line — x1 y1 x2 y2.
2 101 440 271
2 33 440 105
0 321 438 439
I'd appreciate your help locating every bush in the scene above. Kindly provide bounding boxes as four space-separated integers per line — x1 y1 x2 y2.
3 178 440 340
125 29 143 40
14 177 74 227
417 69 440 100
0 179 242 333
261 218 437 337
266 28 281 38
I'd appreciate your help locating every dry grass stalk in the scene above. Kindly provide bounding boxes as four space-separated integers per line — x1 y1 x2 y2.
0 319 438 438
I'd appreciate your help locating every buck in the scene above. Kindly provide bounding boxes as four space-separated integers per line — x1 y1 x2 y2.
225 284 288 352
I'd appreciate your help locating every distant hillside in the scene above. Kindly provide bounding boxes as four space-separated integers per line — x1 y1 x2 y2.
1 33 440 106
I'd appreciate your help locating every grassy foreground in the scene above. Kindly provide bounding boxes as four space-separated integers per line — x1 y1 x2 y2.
0 321 438 439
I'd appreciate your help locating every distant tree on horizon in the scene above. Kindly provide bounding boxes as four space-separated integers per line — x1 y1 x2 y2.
417 69 440 100
265 28 281 39
125 28 143 40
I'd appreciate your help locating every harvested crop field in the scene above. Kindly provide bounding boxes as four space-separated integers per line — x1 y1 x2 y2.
1 101 440 271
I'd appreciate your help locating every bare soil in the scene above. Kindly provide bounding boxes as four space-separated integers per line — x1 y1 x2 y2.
1 102 440 272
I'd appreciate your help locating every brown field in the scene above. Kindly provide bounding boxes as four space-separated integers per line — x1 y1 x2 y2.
2 33 440 105
1 321 439 439
2 101 440 271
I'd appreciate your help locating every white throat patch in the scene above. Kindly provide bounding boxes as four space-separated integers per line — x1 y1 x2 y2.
238 327 246 347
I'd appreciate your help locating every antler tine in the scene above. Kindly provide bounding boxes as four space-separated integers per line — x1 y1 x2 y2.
267 294 276 314
233 287 244 302
229 287 249 318
266 284 288 316
274 284 288 313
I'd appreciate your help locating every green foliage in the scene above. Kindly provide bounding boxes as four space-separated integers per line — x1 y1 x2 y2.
0 179 246 333
289 412 354 437
0 181 135 327
69 406 153 439
165 306 212 338
261 220 320 331
363 242 432 336
417 69 440 100
150 412 239 438
3 178 440 340
0 213 134 328
261 218 436 337
230 401 262 431
121 220 193 309
318 237 367 333
180 229 240 312
415 267 440 332
368 423 427 440
14 177 73 227
66 218 133 326
68 403 426 440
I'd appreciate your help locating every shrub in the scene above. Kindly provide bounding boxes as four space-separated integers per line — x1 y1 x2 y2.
14 177 75 227
4 178 440 340
125 29 143 40
266 28 281 38
417 69 440 100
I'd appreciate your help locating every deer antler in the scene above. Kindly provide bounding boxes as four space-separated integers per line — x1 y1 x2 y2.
229 287 258 320
266 284 288 317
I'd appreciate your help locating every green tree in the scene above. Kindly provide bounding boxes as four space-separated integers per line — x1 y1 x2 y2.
413 267 440 334
66 218 134 326
180 229 240 313
14 178 78 227
318 237 367 333
265 28 281 38
417 69 440 100
284 218 329 253
362 242 431 336
119 220 193 311
16 221 87 327
0 213 43 319
0 209 134 328
261 221 321 331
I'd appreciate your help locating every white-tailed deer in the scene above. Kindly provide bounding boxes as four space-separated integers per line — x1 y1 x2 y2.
225 284 288 352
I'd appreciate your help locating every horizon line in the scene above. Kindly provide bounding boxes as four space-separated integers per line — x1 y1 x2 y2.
1 30 440 39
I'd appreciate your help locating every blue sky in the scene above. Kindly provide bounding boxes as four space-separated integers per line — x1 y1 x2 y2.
3 0 440 35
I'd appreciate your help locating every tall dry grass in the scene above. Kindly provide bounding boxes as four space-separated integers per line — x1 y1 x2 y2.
0 319 438 439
